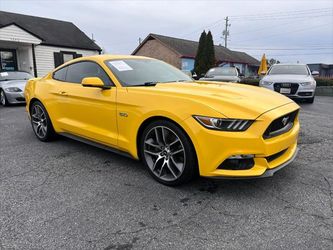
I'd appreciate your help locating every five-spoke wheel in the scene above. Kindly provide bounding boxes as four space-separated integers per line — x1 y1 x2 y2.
140 120 197 186
30 101 56 141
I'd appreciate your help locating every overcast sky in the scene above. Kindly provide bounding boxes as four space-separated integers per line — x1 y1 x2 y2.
1 0 333 63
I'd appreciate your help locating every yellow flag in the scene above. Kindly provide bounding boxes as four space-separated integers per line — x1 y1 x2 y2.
258 54 268 75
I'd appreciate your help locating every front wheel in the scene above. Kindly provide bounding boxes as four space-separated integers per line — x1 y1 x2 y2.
140 120 198 186
0 89 9 106
30 101 56 141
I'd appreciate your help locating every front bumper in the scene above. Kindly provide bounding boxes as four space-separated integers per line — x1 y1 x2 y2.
261 83 315 99
5 91 26 104
184 102 300 178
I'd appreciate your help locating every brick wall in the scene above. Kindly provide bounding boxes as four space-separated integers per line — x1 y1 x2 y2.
133 39 181 69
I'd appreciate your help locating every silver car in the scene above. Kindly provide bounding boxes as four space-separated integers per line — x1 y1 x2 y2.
0 71 33 106
259 64 318 103
199 67 242 83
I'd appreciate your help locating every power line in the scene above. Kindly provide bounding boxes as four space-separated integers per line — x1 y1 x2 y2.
230 47 333 51
251 52 331 57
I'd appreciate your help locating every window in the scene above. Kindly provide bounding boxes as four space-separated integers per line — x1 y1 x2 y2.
53 66 68 81
105 59 192 86
0 49 18 71
268 65 309 75
63 53 74 63
65 61 112 85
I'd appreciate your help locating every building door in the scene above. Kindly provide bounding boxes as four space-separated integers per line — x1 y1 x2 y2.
0 49 18 71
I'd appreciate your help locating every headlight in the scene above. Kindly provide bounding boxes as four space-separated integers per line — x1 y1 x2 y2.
260 80 273 86
300 81 315 86
4 87 22 92
193 115 253 131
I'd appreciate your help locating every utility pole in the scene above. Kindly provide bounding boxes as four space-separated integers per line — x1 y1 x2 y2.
223 16 230 48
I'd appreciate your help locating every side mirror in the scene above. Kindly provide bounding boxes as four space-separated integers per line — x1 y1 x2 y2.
81 77 110 89
311 71 319 76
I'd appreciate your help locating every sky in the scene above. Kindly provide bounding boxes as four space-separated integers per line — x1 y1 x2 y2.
1 0 333 64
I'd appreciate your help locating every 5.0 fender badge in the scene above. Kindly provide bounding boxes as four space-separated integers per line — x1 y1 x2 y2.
119 112 128 117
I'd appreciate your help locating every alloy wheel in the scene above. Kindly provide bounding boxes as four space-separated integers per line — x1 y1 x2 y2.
144 126 186 182
31 104 48 139
0 91 6 105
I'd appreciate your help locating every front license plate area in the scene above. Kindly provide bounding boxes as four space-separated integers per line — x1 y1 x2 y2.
280 88 291 94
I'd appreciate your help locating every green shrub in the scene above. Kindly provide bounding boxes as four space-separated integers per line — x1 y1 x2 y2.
315 78 333 86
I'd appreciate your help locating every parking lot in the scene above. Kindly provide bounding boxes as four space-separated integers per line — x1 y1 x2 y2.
0 96 332 249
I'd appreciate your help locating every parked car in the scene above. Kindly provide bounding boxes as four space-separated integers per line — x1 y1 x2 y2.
199 66 242 82
259 64 318 103
0 71 33 106
25 55 299 186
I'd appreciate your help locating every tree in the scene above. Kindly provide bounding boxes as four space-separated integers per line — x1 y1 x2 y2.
194 31 207 76
205 31 216 71
268 58 280 65
194 31 216 76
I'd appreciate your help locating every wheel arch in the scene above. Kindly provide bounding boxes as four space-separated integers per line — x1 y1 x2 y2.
136 116 199 173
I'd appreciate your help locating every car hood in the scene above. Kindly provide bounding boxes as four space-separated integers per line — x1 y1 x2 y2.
128 81 294 119
262 74 313 83
0 80 27 91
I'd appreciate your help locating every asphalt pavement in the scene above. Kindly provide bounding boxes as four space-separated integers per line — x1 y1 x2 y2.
0 97 332 249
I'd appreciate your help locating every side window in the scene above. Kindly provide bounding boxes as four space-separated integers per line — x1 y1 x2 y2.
66 61 112 85
53 66 68 81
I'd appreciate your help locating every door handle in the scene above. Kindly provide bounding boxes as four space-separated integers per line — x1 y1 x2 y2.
59 91 68 96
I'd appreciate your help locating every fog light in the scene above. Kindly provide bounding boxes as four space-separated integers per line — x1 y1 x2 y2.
218 155 255 170
228 154 254 159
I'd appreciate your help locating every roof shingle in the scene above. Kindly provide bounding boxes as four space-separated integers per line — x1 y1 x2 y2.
0 11 101 51
133 33 259 66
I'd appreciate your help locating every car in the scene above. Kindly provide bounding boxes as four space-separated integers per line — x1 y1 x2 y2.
259 64 318 103
0 71 33 106
24 55 300 186
199 66 242 83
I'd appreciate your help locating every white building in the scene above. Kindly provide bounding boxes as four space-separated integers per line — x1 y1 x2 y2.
0 11 101 77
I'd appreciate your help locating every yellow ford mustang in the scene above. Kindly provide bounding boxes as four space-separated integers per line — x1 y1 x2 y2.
25 55 300 185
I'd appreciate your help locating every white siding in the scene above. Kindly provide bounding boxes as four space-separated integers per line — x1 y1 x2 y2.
0 24 41 44
34 45 98 76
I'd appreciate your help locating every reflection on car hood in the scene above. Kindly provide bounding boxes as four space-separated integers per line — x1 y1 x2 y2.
199 76 239 82
0 80 27 91
262 74 313 83
128 81 295 119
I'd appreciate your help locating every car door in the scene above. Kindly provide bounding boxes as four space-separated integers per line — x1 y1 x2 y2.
54 61 117 147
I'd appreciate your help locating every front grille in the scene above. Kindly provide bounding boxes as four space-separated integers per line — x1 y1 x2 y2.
266 148 288 162
15 97 25 101
274 82 299 95
263 110 298 139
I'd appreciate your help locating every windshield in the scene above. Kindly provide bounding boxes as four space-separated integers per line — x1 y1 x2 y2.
0 71 33 81
206 67 237 77
105 59 192 86
268 65 309 75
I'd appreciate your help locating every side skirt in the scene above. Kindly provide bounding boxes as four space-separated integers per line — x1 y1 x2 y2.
59 132 134 159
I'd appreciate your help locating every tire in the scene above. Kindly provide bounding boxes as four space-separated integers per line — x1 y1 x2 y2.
139 120 198 186
305 96 314 104
0 89 9 106
30 100 56 142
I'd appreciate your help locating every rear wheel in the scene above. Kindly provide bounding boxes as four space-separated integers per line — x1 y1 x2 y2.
30 101 56 141
140 120 197 186
0 89 9 106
